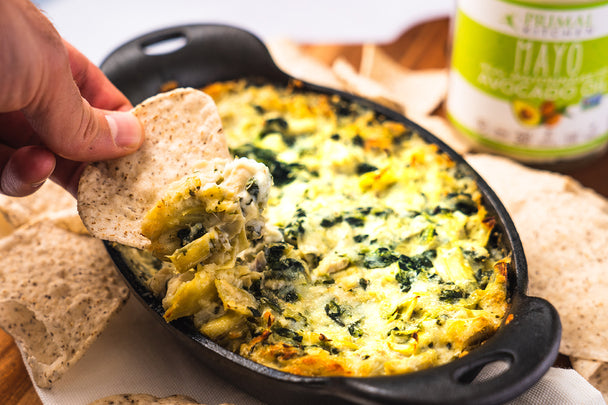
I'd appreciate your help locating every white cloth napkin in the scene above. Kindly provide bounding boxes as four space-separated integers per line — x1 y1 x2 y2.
27 295 604 405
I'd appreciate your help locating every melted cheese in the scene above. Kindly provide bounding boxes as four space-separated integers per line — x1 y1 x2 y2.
150 80 510 377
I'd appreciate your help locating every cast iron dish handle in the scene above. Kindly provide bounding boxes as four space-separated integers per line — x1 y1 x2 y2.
331 294 561 405
101 24 290 104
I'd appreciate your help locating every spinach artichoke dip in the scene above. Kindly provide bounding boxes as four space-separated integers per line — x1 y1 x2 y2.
144 79 510 377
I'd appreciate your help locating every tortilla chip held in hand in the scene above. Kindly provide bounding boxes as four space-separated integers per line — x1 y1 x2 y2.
77 88 231 249
77 88 272 274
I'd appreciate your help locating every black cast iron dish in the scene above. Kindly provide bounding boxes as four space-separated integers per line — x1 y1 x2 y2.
101 24 561 405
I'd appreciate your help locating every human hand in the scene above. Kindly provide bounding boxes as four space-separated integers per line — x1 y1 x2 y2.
0 0 144 197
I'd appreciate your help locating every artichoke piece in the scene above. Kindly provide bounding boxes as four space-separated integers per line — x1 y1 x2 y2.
141 158 271 273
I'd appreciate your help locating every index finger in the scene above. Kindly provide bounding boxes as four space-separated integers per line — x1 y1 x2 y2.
64 40 132 112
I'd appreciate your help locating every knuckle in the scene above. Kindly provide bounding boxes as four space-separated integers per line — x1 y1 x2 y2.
66 107 102 159
44 105 102 161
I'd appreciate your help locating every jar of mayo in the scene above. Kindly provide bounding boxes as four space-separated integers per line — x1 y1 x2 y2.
447 0 608 164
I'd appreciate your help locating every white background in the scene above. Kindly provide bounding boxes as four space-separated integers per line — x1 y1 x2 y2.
34 0 454 65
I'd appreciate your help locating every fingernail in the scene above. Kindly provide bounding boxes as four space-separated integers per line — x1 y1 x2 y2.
31 179 47 189
106 111 143 149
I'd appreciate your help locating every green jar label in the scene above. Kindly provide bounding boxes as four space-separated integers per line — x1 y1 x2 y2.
447 0 608 161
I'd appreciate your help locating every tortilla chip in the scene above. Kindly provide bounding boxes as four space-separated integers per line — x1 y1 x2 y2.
571 357 603 380
0 221 129 388
588 362 608 402
43 209 90 235
359 44 448 117
88 394 206 405
332 58 403 112
77 88 229 249
0 214 13 238
267 38 344 90
465 153 608 362
327 54 469 155
0 180 76 230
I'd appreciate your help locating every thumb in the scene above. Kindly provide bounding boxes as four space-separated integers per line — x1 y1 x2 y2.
25 91 143 162
22 41 143 162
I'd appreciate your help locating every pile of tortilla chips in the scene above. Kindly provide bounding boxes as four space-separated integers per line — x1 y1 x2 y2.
0 182 129 388
269 39 608 400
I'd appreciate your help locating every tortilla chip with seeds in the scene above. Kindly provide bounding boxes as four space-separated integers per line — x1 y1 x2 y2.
77 88 229 249
332 58 403 113
0 180 76 230
267 38 344 90
588 362 608 402
571 357 603 380
466 153 608 363
0 221 129 388
359 44 448 117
